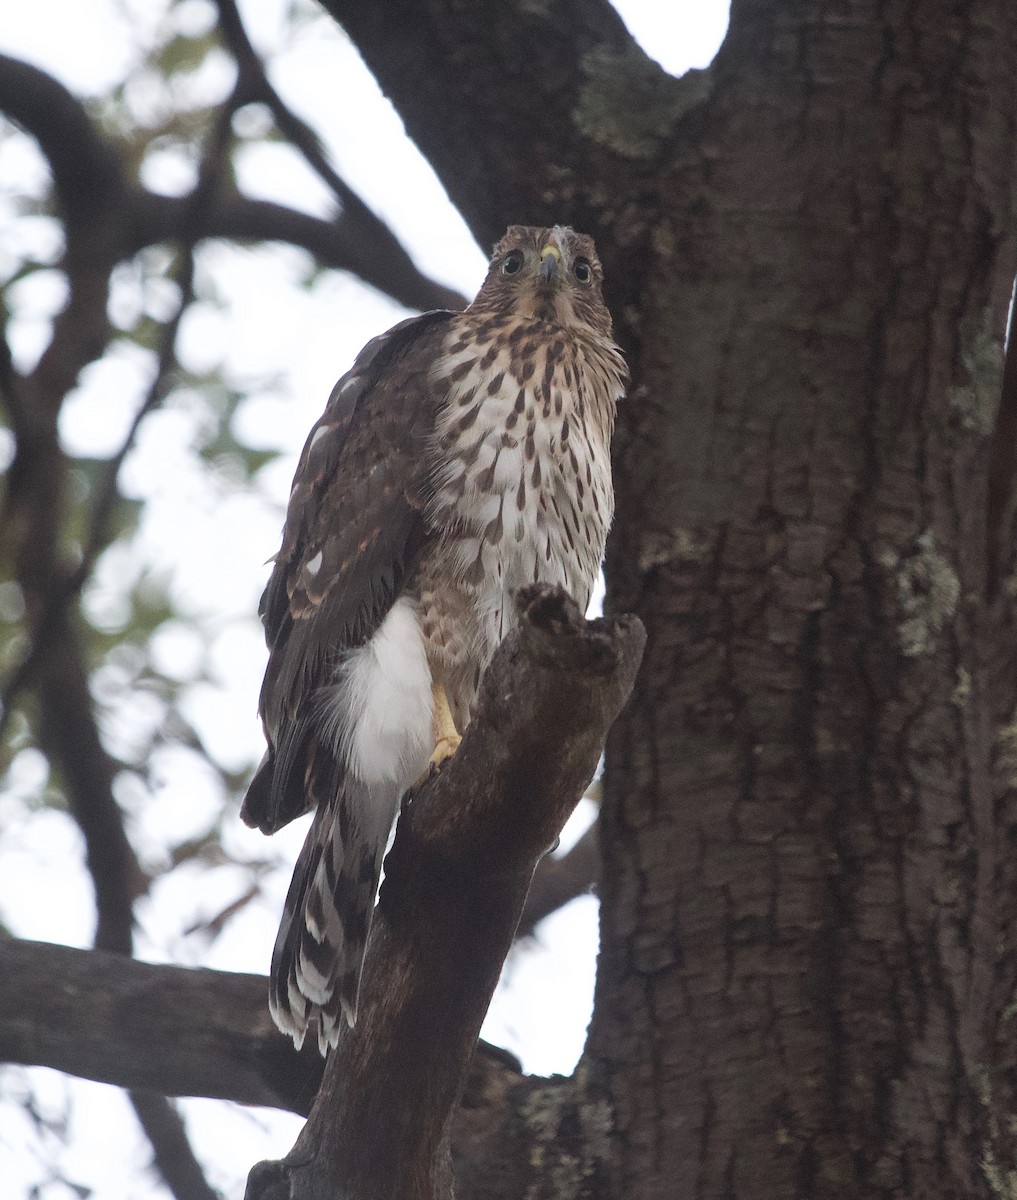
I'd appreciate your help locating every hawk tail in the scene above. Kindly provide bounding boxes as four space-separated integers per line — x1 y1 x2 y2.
268 775 401 1053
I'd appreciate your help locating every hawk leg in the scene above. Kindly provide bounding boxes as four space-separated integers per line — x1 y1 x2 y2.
429 680 461 767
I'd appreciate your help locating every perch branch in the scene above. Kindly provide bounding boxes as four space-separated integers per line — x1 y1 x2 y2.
246 585 645 1200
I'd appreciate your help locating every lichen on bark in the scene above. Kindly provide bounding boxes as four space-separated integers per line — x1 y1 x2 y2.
880 531 960 658
519 1070 614 1199
995 708 1017 789
573 45 710 159
950 314 1005 435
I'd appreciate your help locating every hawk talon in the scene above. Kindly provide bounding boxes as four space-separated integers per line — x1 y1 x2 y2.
429 731 462 768
411 682 462 786
411 733 462 787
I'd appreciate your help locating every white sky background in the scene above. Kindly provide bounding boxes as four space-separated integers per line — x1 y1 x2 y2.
0 2 729 1196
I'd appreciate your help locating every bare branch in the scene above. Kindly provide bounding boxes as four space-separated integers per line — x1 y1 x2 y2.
130 1093 222 1200
0 54 127 242
247 586 645 1200
517 818 599 937
213 0 469 313
132 191 467 313
0 939 323 1113
0 938 529 1122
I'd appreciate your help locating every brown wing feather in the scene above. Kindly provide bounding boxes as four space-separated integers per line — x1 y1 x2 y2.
241 309 453 834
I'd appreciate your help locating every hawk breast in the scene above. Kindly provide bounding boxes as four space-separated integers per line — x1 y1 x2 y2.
424 315 619 665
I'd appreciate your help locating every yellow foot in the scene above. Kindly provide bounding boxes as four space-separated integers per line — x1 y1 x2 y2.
428 730 462 769
412 681 462 786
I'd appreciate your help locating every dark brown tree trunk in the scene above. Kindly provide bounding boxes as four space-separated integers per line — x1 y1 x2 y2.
584 5 1017 1195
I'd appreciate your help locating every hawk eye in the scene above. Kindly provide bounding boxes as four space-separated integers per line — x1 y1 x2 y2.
573 257 592 283
501 251 524 276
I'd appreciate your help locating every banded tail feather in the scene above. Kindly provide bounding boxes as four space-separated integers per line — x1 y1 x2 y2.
269 775 402 1052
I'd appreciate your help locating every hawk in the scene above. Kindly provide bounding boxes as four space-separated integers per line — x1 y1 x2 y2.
242 225 627 1052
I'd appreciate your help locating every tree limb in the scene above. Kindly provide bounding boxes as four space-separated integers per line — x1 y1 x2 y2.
0 939 324 1113
131 191 467 313
517 817 599 937
0 938 531 1116
0 53 467 320
246 586 645 1200
213 0 469 313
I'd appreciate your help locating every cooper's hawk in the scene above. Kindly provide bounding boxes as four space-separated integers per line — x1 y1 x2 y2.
242 225 627 1052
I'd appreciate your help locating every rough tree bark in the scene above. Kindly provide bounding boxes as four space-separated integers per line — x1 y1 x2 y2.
593 10 1017 1196
5 1 1017 1198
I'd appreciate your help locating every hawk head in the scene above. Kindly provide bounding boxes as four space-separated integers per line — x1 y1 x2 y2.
471 225 611 334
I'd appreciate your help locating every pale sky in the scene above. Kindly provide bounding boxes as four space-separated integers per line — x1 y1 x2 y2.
0 2 729 1195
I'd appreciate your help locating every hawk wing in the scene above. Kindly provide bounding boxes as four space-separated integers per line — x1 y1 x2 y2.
241 309 454 835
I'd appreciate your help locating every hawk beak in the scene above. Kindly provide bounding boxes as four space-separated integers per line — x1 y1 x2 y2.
538 244 562 284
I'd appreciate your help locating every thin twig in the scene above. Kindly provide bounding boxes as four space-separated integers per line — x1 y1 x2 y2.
215 0 379 217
